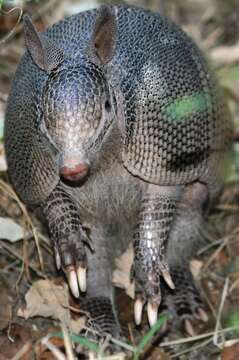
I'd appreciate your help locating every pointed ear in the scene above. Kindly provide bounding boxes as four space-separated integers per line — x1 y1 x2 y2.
90 6 117 64
23 15 64 73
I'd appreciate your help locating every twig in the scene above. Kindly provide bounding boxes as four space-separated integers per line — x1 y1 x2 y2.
9 341 31 360
216 204 239 211
0 240 46 279
202 235 231 272
15 255 25 294
229 278 239 293
0 7 22 44
2 0 63 44
160 326 239 347
203 27 223 50
41 336 66 360
128 323 136 346
76 325 135 353
200 282 218 321
197 238 223 255
0 179 44 270
62 324 75 360
213 277 229 348
2 258 20 272
23 227 31 281
210 43 239 65
171 338 212 359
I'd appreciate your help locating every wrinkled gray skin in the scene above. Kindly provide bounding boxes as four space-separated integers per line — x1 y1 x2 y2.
5 5 232 336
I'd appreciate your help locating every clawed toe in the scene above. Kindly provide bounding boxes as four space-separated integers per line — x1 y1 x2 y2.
77 264 87 292
133 265 209 333
65 263 87 297
54 230 90 297
67 267 80 298
54 246 61 270
147 300 159 327
161 269 175 290
134 296 160 328
133 262 174 327
196 307 208 322
184 318 196 336
183 308 208 336
134 296 144 325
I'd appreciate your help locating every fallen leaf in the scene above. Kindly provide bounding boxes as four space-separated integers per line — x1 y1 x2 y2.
222 342 239 360
0 217 24 242
0 324 33 360
17 279 85 333
0 290 11 330
113 245 135 299
142 346 171 360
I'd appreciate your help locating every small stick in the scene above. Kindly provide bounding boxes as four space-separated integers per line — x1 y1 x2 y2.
0 240 46 278
213 277 229 348
9 342 31 360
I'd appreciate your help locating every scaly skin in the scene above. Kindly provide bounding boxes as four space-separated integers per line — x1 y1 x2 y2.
42 183 89 295
4 5 232 336
132 185 182 325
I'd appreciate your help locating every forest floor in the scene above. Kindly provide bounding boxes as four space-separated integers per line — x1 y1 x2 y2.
0 1 239 359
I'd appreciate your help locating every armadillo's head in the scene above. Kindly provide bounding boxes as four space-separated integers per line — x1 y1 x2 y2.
42 62 116 182
23 6 118 183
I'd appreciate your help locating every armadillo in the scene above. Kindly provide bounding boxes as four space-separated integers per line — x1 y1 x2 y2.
4 4 232 335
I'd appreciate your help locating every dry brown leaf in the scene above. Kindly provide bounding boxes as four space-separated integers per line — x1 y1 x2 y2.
142 346 171 360
0 324 33 360
0 278 13 331
222 342 239 360
17 279 85 333
113 244 135 299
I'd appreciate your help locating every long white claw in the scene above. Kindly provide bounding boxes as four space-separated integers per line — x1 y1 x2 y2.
162 270 175 290
55 250 61 270
147 301 158 328
197 308 208 322
77 266 87 292
185 319 196 336
134 297 144 325
68 270 80 298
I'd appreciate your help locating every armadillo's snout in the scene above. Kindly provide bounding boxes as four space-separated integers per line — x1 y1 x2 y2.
60 158 90 183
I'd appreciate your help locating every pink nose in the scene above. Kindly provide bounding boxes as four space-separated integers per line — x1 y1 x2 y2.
60 162 89 182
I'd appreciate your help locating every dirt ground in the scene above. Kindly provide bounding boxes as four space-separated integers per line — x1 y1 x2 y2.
0 1 239 359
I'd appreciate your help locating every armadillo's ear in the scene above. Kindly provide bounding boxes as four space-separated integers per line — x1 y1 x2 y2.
23 15 64 73
90 6 117 65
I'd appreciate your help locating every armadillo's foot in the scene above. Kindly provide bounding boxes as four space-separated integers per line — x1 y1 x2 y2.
132 257 175 327
132 186 180 327
54 229 91 297
159 266 208 335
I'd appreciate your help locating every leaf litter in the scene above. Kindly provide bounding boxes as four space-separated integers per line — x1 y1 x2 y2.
1 0 239 359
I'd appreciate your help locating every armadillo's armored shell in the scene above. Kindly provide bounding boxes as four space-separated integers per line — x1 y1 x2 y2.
5 6 232 205
4 56 60 205
107 7 232 185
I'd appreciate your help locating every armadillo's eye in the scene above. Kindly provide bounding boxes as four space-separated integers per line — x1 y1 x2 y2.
104 99 111 112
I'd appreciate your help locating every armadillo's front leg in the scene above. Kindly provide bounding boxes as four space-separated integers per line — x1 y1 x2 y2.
42 183 90 297
132 184 183 327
